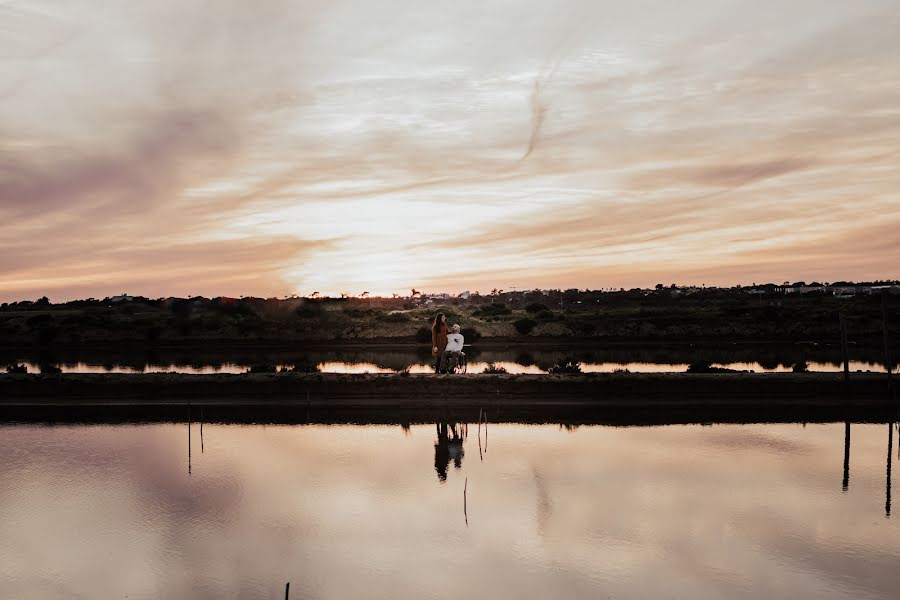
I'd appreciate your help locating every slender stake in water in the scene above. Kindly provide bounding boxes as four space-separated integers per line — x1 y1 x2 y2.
839 312 850 384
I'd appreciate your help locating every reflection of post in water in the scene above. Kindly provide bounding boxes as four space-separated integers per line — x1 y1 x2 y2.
200 408 204 454
477 409 488 461
887 422 893 517
434 422 465 482
464 477 468 526
843 421 851 491
187 400 192 476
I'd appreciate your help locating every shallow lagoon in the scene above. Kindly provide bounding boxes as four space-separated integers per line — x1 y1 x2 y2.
0 421 896 599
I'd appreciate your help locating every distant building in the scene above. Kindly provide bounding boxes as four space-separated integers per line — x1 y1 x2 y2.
110 294 133 303
832 286 857 298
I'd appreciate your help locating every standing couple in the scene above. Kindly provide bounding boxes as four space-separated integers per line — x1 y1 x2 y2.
431 313 465 373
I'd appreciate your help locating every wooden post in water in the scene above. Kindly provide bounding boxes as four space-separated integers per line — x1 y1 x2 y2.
839 312 850 383
285 581 290 600
842 421 851 491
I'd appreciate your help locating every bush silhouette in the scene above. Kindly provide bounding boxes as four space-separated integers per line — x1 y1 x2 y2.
474 303 511 317
548 358 582 375
482 363 507 374
461 326 482 341
513 318 538 335
525 302 549 313
380 312 410 323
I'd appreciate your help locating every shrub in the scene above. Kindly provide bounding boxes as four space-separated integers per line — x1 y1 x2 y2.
6 364 27 374
525 302 549 314
40 364 62 375
792 361 809 373
474 303 511 317
415 326 432 344
482 363 507 374
37 327 59 345
145 325 163 342
295 304 322 318
26 314 53 328
293 358 320 374
535 310 555 321
687 362 737 373
380 312 410 323
571 321 596 336
460 327 482 342
548 358 582 375
513 318 538 335
248 363 276 373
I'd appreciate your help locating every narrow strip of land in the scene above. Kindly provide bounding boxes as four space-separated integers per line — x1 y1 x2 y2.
1 372 896 426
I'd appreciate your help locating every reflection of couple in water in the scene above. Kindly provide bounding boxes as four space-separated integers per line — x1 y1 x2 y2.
434 422 465 482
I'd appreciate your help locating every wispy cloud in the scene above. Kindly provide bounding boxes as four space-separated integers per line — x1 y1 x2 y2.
1 0 898 300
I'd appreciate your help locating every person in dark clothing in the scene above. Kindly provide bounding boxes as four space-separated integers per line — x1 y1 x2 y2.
431 313 449 373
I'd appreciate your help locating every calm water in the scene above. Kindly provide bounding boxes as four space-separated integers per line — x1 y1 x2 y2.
11 350 894 375
0 421 897 599
16 359 892 374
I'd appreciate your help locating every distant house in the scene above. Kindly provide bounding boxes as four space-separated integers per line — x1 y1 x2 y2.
785 286 818 295
457 291 471 300
110 294 133 303
870 285 900 295
832 286 857 298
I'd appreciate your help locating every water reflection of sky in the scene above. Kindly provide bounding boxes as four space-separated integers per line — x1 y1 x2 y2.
0 422 896 599
17 359 893 374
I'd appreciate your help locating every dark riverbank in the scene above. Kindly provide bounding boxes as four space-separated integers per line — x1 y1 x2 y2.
1 372 896 426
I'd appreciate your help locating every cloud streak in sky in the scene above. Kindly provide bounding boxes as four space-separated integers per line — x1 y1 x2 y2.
1 0 898 300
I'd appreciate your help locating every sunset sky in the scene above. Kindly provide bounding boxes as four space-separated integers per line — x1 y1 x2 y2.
1 0 898 301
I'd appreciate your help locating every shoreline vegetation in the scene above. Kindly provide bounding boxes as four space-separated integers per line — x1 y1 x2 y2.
1 287 898 348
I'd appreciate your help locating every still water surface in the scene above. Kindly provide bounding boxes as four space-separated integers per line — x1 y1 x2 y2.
15 359 893 375
0 422 896 599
